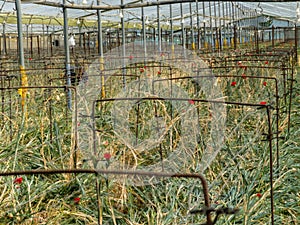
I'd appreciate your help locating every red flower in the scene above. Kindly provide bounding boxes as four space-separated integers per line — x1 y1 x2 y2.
157 71 161 75
14 177 23 184
139 68 144 73
241 74 247 79
74 197 81 204
231 81 237 87
104 153 111 160
264 61 269 65
260 101 267 105
29 57 32 61
143 66 147 69
256 193 262 198
263 81 267 86
129 55 133 60
188 100 195 105
237 61 242 66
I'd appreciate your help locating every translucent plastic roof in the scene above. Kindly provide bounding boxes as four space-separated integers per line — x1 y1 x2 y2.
0 1 299 32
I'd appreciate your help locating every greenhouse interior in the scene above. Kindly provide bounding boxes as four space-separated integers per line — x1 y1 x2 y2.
0 0 299 224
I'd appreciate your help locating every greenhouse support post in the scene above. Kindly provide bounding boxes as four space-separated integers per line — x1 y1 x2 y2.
63 0 72 110
295 24 298 61
15 0 24 67
189 3 195 50
2 22 7 55
121 0 126 89
203 2 207 49
209 2 213 51
142 1 147 59
170 4 174 54
180 3 186 57
157 0 161 52
272 25 275 48
97 0 105 98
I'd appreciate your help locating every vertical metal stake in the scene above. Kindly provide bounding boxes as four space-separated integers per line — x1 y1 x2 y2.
63 0 72 110
266 106 274 225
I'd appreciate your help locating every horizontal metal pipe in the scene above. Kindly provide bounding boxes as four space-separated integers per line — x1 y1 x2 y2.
37 0 297 11
94 96 270 108
0 168 211 221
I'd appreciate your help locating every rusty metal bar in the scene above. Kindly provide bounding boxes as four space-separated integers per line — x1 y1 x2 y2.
0 168 212 224
266 105 274 225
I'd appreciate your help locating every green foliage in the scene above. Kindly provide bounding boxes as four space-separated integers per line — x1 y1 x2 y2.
0 48 299 224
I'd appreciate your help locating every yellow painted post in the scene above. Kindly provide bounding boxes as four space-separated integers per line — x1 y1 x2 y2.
100 56 105 98
18 65 28 122
172 44 175 58
223 38 227 48
204 42 208 49
215 40 219 49
18 66 28 112
192 42 195 50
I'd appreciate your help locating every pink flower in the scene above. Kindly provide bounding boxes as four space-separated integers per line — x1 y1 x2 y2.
129 55 133 60
263 81 267 86
74 197 81 204
241 74 247 79
104 153 111 160
139 68 144 73
188 100 195 105
231 81 237 87
260 101 267 105
102 140 109 146
14 177 23 184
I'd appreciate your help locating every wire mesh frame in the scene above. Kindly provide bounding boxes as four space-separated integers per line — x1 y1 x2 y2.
91 96 276 225
208 49 296 134
0 100 274 224
0 85 78 166
0 63 286 224
153 74 281 167
86 54 294 173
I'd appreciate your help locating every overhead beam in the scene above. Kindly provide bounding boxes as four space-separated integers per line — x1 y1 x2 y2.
36 0 300 11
